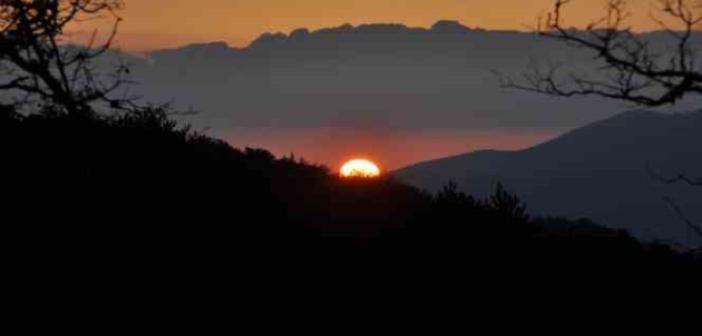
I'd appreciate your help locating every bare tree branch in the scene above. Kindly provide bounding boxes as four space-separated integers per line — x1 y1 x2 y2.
0 0 128 116
660 174 702 186
663 196 702 239
498 0 702 106
498 1 702 247
647 163 702 187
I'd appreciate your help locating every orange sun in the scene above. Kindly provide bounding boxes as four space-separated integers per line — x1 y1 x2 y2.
340 159 381 178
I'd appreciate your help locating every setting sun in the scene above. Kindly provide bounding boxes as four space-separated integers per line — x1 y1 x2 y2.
340 159 381 178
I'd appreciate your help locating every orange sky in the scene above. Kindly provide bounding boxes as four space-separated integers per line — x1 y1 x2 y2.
71 0 671 52
63 0 686 169
214 127 559 171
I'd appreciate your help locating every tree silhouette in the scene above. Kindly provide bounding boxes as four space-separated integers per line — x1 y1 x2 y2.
0 0 129 116
490 183 529 223
2 0 699 282
498 0 702 107
498 0 702 241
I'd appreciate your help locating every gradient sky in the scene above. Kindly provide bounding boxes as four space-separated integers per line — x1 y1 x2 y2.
214 128 559 171
73 0 667 51
65 0 689 169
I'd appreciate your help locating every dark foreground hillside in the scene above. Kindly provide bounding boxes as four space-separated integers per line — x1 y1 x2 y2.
3 107 700 295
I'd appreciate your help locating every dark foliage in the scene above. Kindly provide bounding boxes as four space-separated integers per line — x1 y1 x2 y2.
3 107 700 287
1 3 697 324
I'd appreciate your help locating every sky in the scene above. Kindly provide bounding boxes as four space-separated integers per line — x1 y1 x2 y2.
213 128 559 171
73 0 668 52
64 0 694 170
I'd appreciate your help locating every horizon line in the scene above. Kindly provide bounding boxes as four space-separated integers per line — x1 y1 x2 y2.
83 19 701 54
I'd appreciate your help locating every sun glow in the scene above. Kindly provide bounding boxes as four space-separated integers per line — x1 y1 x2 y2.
340 159 381 178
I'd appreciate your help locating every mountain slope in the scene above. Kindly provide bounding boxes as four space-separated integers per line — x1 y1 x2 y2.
393 110 702 246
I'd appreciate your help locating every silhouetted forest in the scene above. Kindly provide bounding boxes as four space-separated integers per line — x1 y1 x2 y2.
4 105 700 286
3 2 702 324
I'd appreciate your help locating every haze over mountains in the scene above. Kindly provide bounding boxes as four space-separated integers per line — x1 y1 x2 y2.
63 21 701 245
119 21 701 168
394 110 702 246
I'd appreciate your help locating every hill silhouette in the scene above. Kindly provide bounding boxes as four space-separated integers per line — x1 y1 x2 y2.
3 106 700 284
394 110 702 246
3 1 700 321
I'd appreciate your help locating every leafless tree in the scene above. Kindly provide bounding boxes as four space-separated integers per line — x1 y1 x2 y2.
499 0 702 106
498 0 702 241
0 0 131 116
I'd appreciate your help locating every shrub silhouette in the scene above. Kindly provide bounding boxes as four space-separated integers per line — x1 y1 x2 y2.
2 2 699 311
3 105 700 289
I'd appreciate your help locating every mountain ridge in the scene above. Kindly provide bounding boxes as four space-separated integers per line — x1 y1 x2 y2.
393 109 702 246
107 22 702 169
145 20 701 57
147 20 476 55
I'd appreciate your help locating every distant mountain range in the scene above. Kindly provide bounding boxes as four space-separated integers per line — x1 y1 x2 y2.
393 110 702 246
122 21 700 131
97 23 701 246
